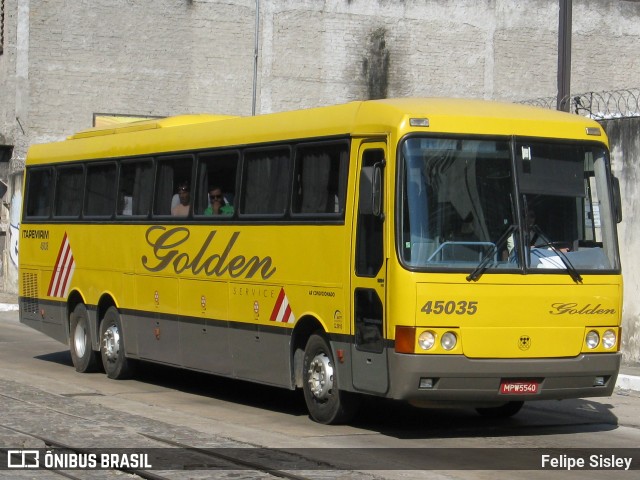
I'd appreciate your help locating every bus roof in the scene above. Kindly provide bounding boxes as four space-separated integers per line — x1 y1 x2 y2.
26 98 607 164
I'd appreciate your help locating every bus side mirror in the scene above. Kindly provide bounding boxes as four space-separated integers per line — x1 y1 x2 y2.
359 163 384 217
612 175 622 223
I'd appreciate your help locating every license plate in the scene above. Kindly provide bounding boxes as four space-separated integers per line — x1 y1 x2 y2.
500 380 540 394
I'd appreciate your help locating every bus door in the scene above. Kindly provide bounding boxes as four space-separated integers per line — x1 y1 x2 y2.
351 142 388 394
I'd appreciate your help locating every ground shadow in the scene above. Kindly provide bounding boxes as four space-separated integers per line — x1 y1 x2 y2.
35 350 73 367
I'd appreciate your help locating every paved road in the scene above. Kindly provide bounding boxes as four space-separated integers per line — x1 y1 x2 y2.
1 306 639 479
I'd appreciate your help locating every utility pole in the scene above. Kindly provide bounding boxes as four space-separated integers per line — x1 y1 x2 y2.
557 0 572 112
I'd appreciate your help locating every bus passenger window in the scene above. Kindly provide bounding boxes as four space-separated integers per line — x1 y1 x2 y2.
292 142 348 216
54 165 84 218
85 163 116 217
25 168 53 218
241 147 290 216
153 155 194 216
117 159 153 217
195 151 238 217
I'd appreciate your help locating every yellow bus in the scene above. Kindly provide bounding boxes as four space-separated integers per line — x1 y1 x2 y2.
19 98 623 424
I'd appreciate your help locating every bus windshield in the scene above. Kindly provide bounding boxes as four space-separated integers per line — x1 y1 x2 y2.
399 136 619 274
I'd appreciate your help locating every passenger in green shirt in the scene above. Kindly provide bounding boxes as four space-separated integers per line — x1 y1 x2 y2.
204 186 234 215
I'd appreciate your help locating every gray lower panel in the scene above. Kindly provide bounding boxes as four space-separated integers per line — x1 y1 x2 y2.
126 312 294 389
19 300 69 346
228 322 292 387
20 296 295 389
180 318 232 376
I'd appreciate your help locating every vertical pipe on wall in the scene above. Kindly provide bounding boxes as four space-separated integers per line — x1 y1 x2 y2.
557 0 572 112
252 0 260 116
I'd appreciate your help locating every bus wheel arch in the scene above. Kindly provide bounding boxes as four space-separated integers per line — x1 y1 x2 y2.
96 293 118 329
99 305 135 379
66 290 86 336
291 316 325 388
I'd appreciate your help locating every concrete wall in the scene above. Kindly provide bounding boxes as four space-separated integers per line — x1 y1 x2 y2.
603 118 640 365
3 0 640 155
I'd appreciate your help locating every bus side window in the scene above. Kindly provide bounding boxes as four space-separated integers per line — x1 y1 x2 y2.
117 159 153 217
154 155 194 216
25 168 53 218
241 147 290 216
53 165 84 218
195 151 239 217
292 142 348 216
85 163 116 217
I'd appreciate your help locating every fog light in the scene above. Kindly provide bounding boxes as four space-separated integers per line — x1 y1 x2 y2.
419 378 435 389
418 331 436 350
602 330 616 349
593 376 606 387
441 332 457 351
585 330 600 349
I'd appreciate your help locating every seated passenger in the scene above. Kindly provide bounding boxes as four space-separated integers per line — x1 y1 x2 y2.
171 181 191 216
204 186 234 215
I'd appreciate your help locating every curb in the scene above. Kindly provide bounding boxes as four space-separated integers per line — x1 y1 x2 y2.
615 374 640 394
0 303 19 312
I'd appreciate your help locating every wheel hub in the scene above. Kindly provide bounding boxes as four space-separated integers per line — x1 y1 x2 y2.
73 323 87 357
102 325 120 362
307 353 334 399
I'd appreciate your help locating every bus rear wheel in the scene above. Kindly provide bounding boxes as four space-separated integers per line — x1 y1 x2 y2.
302 333 359 424
100 306 134 380
69 304 100 373
476 401 524 418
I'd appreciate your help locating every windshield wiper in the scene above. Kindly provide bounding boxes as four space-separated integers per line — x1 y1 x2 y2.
530 225 583 283
466 225 517 282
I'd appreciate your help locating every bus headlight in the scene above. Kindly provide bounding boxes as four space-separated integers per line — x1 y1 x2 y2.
602 329 617 349
418 331 436 350
585 330 600 349
441 332 457 351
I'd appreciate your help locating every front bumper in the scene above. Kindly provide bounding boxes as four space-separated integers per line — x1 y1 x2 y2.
387 351 621 403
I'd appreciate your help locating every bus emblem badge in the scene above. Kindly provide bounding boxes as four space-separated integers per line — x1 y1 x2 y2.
518 335 531 351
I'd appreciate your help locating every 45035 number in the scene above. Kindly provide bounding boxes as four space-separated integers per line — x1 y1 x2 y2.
421 300 478 315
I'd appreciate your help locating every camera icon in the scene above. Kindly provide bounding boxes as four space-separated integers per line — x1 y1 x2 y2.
7 450 40 468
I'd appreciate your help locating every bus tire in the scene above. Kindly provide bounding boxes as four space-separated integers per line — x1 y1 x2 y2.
476 401 524 418
69 304 99 373
99 306 134 380
302 333 359 425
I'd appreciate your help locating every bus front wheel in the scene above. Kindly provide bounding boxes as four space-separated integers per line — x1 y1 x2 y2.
100 307 134 380
302 333 359 424
69 304 99 373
